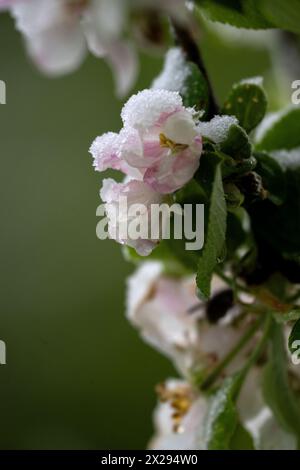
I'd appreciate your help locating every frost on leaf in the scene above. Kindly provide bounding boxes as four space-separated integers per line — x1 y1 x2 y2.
152 48 192 93
197 115 238 145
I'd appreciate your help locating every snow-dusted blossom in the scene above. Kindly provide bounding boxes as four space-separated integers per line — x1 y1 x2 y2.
126 261 254 376
90 89 203 255
3 0 189 96
91 89 203 194
149 373 296 450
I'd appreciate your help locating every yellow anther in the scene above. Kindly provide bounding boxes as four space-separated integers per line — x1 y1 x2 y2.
159 133 188 154
156 382 194 433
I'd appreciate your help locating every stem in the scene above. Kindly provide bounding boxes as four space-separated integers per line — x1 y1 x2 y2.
200 315 264 391
235 312 272 395
171 20 219 119
215 267 251 297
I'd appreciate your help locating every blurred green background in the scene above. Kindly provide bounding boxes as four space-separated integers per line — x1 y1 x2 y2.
0 13 278 449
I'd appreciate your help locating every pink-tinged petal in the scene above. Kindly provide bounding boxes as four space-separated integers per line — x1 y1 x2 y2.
118 127 144 167
90 132 122 172
121 89 183 130
100 178 163 256
90 132 143 179
144 148 200 194
119 127 166 169
143 138 166 161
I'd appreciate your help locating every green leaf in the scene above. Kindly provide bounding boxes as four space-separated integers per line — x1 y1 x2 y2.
203 375 241 450
221 155 257 179
256 108 300 151
197 0 272 29
229 422 255 450
259 0 300 34
181 62 210 113
224 183 245 210
248 148 300 257
254 152 286 205
203 315 271 450
152 48 209 113
222 78 268 133
288 319 300 354
196 153 227 300
263 321 300 444
274 309 300 324
220 124 252 161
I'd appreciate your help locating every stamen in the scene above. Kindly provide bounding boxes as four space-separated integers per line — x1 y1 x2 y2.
156 382 194 433
159 133 188 154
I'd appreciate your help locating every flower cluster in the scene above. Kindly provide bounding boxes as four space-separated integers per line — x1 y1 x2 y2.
127 262 297 450
90 89 203 255
2 0 187 96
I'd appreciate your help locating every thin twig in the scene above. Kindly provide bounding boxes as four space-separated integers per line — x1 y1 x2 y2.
200 315 264 391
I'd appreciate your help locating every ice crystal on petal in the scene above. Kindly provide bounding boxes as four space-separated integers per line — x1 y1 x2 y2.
121 89 183 130
197 115 238 144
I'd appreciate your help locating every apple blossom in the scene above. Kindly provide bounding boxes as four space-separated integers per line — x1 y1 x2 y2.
126 262 255 376
3 0 189 96
149 374 296 450
5 0 137 96
90 89 203 194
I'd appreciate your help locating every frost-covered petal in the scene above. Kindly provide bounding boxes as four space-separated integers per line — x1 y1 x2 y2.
121 89 183 130
90 131 143 179
100 178 163 256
